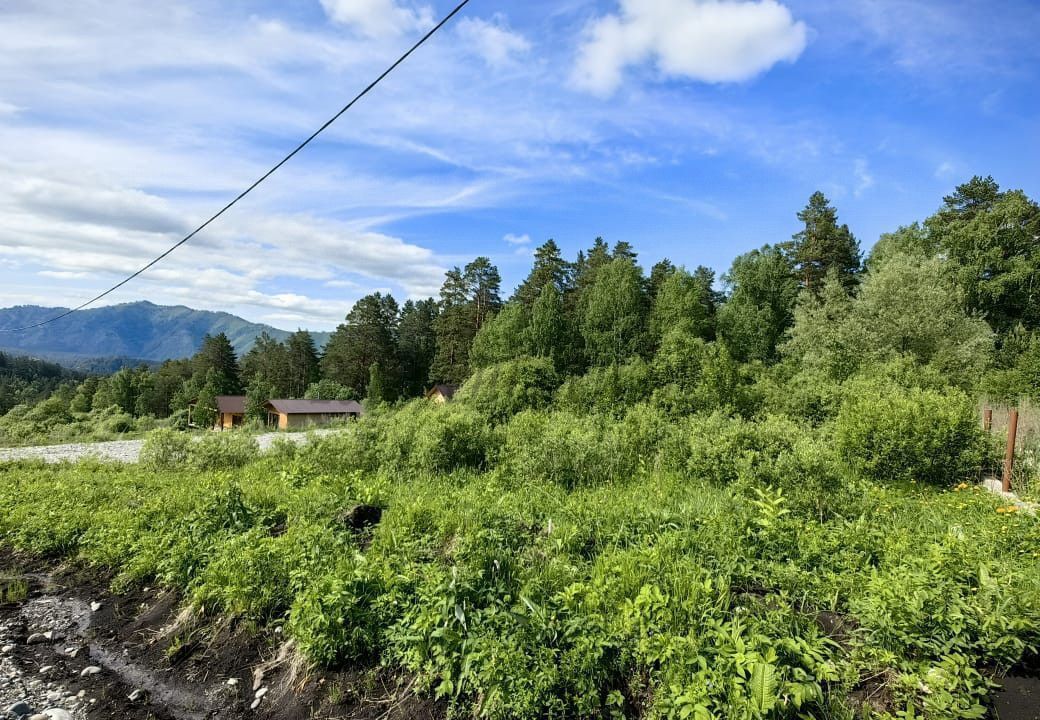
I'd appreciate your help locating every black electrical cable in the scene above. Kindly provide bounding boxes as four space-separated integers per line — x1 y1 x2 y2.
1 0 473 333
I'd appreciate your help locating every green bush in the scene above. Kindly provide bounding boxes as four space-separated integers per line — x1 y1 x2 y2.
498 408 667 488
189 432 260 471
659 412 803 485
455 356 560 422
139 428 192 471
554 358 652 417
140 429 258 472
834 379 985 485
408 405 499 475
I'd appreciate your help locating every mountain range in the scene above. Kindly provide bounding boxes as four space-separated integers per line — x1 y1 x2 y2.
0 302 331 368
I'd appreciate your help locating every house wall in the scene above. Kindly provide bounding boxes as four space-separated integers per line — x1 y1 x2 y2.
430 392 448 404
219 412 244 430
281 412 355 429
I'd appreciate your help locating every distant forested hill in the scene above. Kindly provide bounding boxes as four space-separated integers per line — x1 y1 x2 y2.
0 351 84 414
0 302 331 364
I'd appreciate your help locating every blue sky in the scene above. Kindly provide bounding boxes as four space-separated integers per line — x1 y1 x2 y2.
0 0 1037 330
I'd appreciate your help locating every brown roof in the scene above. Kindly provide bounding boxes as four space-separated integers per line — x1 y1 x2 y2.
426 384 458 400
265 399 364 416
216 395 246 414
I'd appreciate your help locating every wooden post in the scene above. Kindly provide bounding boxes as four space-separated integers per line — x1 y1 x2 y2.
1003 409 1019 493
983 408 993 433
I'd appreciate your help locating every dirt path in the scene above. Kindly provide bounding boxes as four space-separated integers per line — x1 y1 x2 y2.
0 431 335 465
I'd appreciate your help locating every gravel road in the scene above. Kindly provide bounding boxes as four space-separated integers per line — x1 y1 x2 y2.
0 430 334 465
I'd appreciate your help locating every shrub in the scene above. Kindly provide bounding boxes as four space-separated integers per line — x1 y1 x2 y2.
498 409 665 488
141 429 259 472
554 358 652 417
834 379 985 485
456 356 560 423
139 428 192 471
189 432 260 471
659 412 803 485
408 405 499 475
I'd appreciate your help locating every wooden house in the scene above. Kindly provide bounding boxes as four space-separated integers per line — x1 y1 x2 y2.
216 395 246 429
425 384 458 404
264 399 364 430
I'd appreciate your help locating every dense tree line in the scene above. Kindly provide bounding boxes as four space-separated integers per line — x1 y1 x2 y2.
3 176 1039 443
0 352 83 415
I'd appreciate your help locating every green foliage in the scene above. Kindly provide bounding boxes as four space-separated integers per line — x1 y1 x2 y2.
456 357 560 422
192 333 242 395
648 266 716 347
0 351 81 415
926 176 1040 336
554 357 652 417
1 410 1038 720
303 379 356 400
718 245 799 363
527 283 567 368
782 190 861 292
834 379 986 485
469 303 529 370
581 257 648 366
432 258 503 384
140 428 258 472
321 293 400 397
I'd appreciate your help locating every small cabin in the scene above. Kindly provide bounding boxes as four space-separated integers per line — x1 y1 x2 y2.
264 399 364 430
425 384 458 404
216 395 247 429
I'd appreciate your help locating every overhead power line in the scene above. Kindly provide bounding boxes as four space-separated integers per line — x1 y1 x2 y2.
1 0 473 333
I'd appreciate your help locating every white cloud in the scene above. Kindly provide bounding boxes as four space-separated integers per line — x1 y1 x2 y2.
935 160 957 180
0 162 447 328
37 270 89 280
572 0 808 95
853 158 874 197
457 16 531 68
319 0 433 38
504 233 531 245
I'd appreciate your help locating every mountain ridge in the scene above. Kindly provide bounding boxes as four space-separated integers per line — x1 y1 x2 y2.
0 301 332 365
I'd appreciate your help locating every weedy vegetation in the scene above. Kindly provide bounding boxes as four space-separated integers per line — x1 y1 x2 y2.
1 378 1037 720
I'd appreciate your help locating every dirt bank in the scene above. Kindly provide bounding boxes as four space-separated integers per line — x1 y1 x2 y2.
0 553 441 720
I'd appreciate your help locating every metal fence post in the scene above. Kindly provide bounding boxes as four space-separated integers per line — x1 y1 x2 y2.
1003 409 1019 493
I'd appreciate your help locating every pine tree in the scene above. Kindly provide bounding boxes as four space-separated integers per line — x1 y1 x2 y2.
513 239 571 306
191 333 241 395
612 240 637 261
926 176 1040 336
285 330 320 398
648 259 677 302
784 191 861 292
321 293 399 396
465 256 502 332
397 299 439 397
430 268 473 384
430 258 503 383
240 332 289 397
